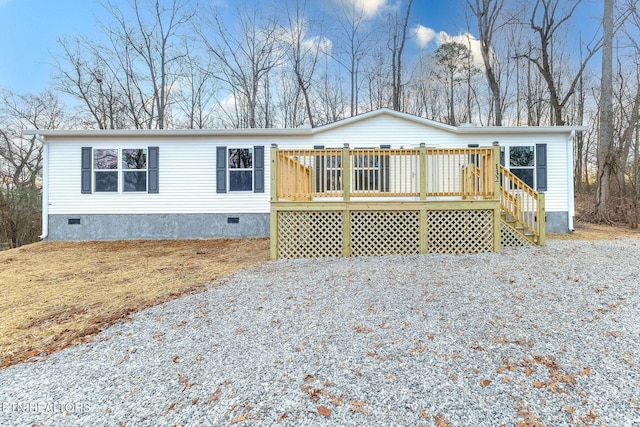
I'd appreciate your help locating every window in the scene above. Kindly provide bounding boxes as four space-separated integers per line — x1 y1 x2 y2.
353 154 379 191
509 146 535 188
228 148 253 191
94 149 118 192
83 147 157 194
122 149 147 192
499 144 547 191
216 146 263 194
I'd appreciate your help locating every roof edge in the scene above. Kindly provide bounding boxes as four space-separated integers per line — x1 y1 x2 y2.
23 108 588 138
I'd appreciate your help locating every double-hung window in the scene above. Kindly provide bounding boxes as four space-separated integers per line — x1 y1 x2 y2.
216 146 264 193
94 149 119 192
499 145 546 191
82 147 158 194
509 146 535 188
228 148 253 191
122 149 148 192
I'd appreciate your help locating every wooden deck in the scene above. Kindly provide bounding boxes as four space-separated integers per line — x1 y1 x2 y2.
270 144 544 259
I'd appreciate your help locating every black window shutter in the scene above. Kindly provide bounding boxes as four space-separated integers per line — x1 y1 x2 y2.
536 144 547 192
216 146 227 193
380 144 390 192
314 145 325 193
81 147 92 194
253 146 264 193
148 146 159 193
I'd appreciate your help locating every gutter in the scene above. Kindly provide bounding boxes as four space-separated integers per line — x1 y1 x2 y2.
567 131 575 231
36 134 49 240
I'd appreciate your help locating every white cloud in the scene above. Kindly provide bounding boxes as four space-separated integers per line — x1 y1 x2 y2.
302 36 333 56
413 25 437 49
435 31 485 69
218 92 236 112
332 0 389 19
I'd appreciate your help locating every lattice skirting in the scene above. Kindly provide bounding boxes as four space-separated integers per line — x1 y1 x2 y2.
351 210 420 257
427 209 494 254
501 219 534 247
277 211 343 258
275 208 498 258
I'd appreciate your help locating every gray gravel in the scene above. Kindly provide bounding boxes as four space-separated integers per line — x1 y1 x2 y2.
1 239 640 426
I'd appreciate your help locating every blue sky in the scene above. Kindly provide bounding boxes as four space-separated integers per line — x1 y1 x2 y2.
0 0 602 95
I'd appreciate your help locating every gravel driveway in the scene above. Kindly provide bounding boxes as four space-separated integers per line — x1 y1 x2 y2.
1 239 639 426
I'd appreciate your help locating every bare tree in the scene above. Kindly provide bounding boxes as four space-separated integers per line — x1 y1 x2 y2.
434 41 475 126
55 0 195 129
520 0 602 125
467 0 506 125
201 4 283 128
0 90 65 247
388 0 414 111
596 0 615 221
330 0 376 117
280 1 326 127
174 47 218 129
102 0 195 129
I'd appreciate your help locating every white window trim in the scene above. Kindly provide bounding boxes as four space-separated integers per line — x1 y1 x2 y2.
93 148 149 193
228 148 254 192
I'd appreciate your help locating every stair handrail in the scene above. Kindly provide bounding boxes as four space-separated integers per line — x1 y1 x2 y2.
499 165 543 239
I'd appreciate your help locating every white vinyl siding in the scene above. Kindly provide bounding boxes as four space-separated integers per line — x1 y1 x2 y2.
44 113 572 216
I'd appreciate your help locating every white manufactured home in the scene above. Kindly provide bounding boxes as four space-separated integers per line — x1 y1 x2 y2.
27 109 585 256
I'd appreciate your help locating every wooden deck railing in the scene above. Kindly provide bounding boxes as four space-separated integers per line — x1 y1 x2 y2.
499 165 545 244
274 145 498 201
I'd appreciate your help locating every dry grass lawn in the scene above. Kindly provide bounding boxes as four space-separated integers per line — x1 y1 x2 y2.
1 222 638 370
0 238 269 369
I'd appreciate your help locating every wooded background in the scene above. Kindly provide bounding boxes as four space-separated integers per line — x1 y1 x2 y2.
1 0 636 248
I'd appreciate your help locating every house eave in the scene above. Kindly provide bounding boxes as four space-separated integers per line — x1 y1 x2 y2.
22 108 588 140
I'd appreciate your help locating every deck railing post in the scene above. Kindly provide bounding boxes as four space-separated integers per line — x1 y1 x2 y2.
492 141 501 252
492 141 500 200
538 193 546 245
270 144 279 260
419 143 427 201
342 143 350 201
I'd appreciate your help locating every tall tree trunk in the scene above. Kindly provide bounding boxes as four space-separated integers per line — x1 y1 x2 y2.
596 0 615 221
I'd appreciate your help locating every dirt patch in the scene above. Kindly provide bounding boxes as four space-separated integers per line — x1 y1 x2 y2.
549 221 640 240
0 238 269 369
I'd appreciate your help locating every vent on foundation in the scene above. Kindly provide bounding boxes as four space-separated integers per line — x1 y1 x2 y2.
227 217 240 224
68 218 81 225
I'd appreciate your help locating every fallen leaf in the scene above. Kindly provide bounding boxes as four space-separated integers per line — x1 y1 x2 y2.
329 394 344 406
533 381 546 389
317 405 331 417
480 378 491 388
434 413 452 427
204 388 221 404
524 366 535 377
230 414 249 424
277 412 288 423
349 400 370 415
579 367 591 376
419 408 430 419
